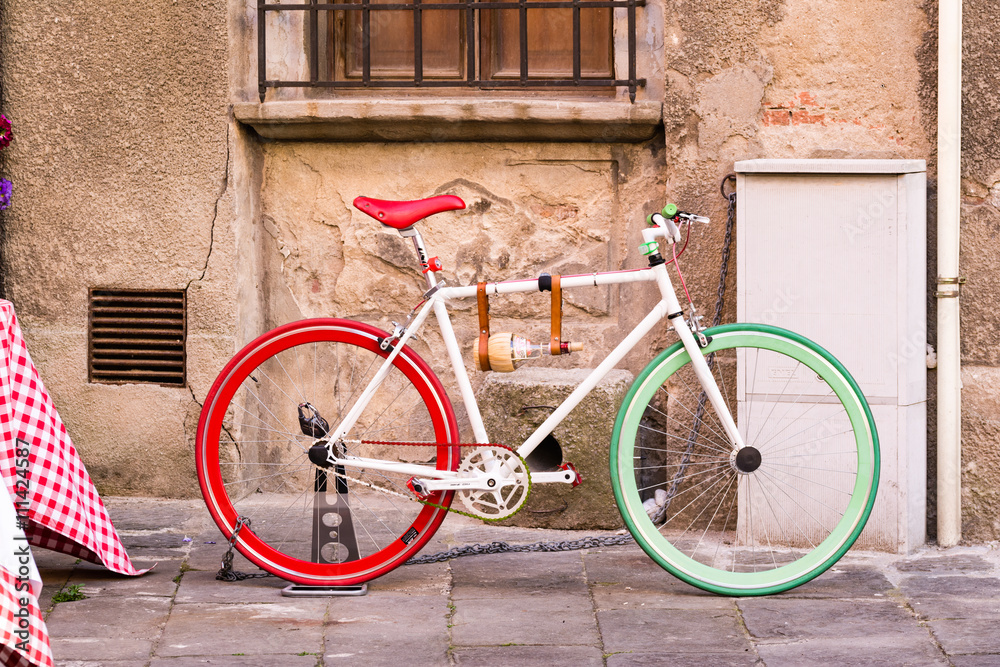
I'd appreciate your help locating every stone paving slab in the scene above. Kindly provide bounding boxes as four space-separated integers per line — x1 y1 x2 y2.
157 600 328 658
896 554 994 573
899 575 1000 599
367 560 452 595
46 595 173 662
173 569 291 605
909 593 1000 621
453 645 605 666
150 658 318 667
766 564 896 599
324 593 450 666
30 498 1000 666
597 607 751 655
753 636 950 666
451 593 601 647
67 560 180 598
924 617 1000 655
583 549 736 611
605 652 758 666
450 551 589 599
738 598 923 641
952 657 1000 667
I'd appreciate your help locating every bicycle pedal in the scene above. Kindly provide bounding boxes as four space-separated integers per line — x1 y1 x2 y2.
558 462 583 487
407 477 433 501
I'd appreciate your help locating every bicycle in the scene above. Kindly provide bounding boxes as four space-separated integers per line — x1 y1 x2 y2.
195 193 879 597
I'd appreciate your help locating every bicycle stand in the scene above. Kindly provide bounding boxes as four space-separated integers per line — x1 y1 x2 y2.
281 468 368 597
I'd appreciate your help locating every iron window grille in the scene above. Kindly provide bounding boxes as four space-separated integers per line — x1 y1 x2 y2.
257 0 646 102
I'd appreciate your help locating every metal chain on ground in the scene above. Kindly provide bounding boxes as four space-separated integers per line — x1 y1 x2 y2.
651 175 737 525
217 515 274 580
405 533 635 565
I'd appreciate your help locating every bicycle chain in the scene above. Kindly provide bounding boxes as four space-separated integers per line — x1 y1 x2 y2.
353 440 532 523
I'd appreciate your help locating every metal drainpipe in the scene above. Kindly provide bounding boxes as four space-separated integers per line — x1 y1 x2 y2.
936 0 963 547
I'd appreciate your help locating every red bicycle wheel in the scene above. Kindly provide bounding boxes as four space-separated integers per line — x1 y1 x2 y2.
196 318 459 585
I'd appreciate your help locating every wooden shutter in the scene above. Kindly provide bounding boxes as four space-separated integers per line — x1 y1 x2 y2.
484 2 612 79
339 0 465 78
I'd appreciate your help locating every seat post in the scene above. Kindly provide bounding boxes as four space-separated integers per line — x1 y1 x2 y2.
399 227 437 290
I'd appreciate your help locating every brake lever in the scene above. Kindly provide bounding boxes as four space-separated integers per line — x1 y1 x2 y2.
678 212 711 224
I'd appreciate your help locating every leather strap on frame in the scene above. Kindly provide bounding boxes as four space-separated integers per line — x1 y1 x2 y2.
476 282 492 371
550 275 562 356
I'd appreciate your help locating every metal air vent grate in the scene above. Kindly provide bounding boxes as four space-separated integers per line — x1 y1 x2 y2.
88 289 186 386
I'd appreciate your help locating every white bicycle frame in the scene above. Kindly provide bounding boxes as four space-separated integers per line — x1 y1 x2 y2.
323 219 746 492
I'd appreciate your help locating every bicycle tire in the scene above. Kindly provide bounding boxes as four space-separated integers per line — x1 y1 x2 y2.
610 323 879 596
196 318 460 586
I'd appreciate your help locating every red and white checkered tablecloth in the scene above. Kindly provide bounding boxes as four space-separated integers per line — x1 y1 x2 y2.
0 300 147 576
0 300 147 574
0 299 147 667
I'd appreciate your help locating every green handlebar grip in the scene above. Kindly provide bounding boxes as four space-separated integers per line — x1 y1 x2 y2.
662 203 678 217
646 213 656 226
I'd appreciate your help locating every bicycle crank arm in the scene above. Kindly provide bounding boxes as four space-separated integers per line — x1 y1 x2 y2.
418 466 578 493
326 454 462 480
419 476 502 492
531 468 579 485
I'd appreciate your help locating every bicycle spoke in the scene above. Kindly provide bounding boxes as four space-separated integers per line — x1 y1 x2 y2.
612 327 878 594
643 399 732 455
636 421 732 455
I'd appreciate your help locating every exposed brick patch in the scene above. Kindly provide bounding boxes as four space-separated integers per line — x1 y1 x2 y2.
761 91 906 143
762 92 827 126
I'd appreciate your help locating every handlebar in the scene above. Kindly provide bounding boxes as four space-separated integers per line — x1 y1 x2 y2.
645 204 710 243
647 203 710 226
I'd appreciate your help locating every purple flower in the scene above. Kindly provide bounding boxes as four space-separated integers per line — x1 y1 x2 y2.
0 179 12 211
0 115 11 150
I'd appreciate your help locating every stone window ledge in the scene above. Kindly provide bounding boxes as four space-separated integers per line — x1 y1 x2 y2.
233 99 663 142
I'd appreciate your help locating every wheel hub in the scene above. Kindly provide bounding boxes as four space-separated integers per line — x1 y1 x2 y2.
733 446 762 474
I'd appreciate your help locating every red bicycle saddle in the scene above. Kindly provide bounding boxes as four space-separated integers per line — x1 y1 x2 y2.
353 195 466 230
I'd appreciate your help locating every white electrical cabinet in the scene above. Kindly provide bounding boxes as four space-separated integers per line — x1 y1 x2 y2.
735 159 927 553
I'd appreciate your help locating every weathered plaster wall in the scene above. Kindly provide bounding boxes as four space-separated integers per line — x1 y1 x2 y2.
2 0 981 540
954 0 1000 541
650 0 933 332
0 0 237 496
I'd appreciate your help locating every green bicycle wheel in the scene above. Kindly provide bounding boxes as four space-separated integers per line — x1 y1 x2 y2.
611 324 879 596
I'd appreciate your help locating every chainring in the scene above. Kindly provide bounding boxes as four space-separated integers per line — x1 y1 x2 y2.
456 446 531 520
